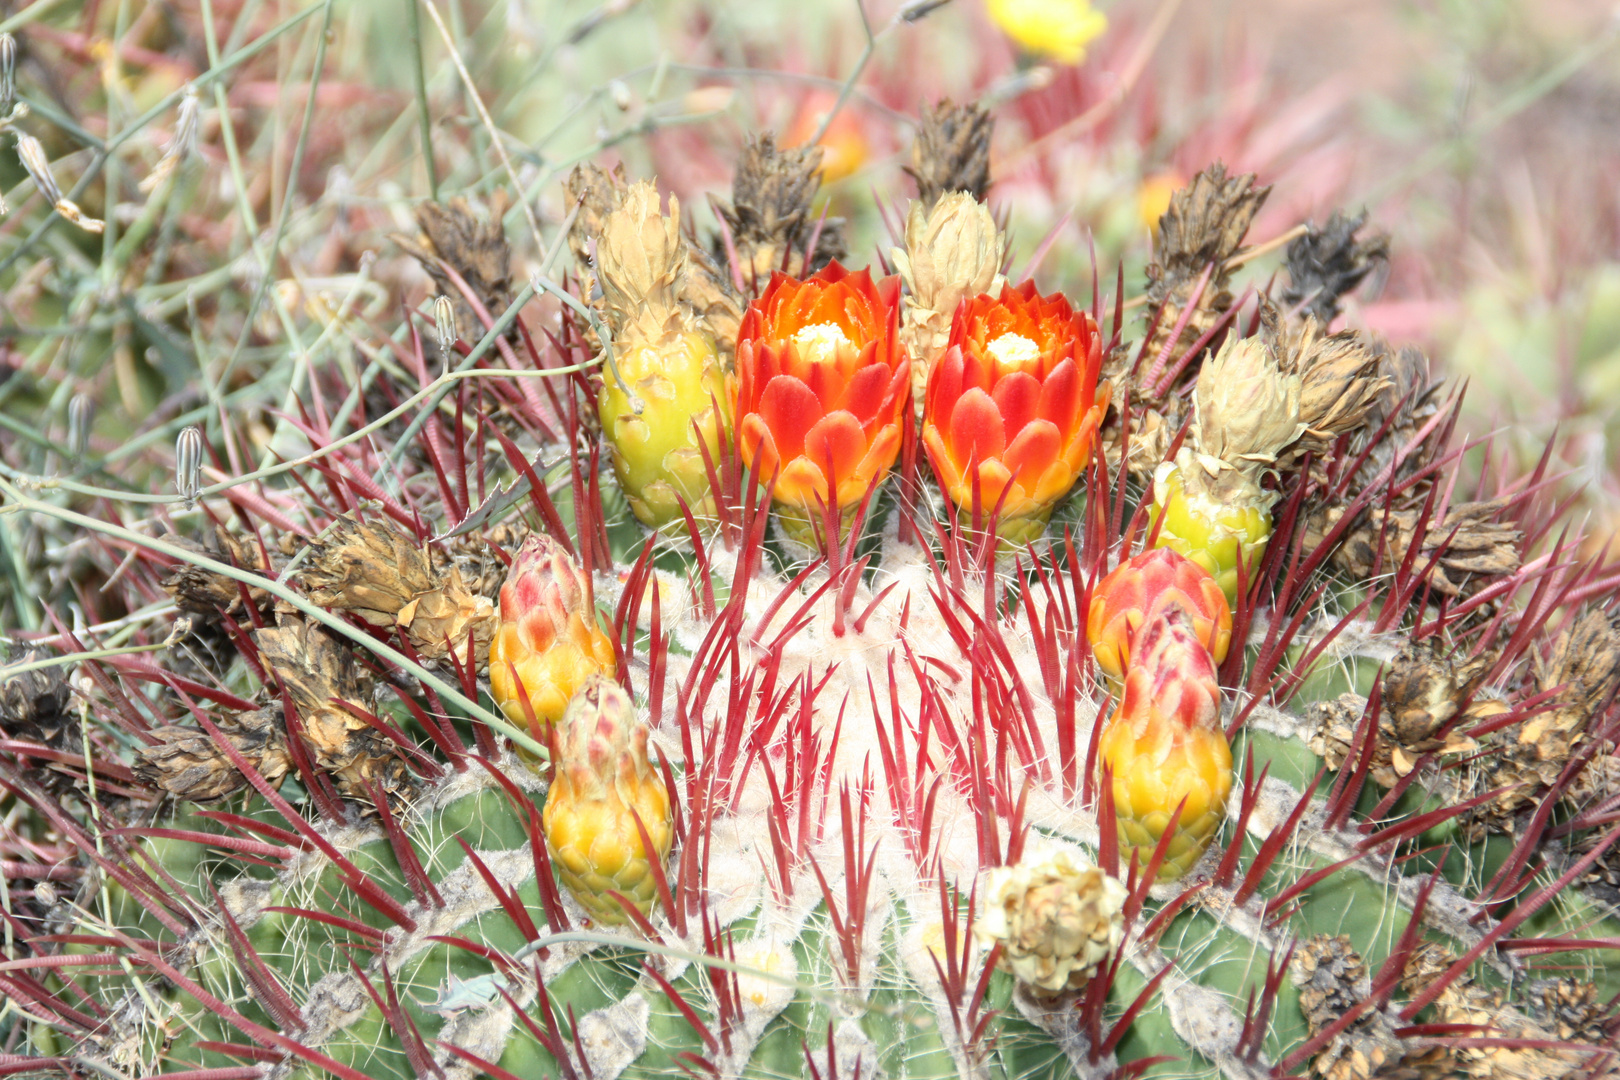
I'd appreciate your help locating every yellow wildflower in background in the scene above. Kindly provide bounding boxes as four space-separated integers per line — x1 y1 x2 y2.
987 0 1107 65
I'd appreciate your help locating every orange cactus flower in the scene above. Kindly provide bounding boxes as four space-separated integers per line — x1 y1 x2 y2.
1087 548 1232 685
921 281 1109 544
734 261 911 542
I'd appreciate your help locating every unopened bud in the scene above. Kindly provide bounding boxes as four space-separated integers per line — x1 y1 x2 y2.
175 425 204 509
68 393 92 458
433 294 457 362
0 34 16 115
17 133 103 234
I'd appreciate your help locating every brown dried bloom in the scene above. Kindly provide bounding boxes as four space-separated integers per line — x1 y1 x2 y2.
1382 641 1490 746
1291 935 1401 1080
973 851 1125 995
0 656 74 750
135 707 292 803
1282 210 1390 326
566 163 742 354
299 515 496 666
904 98 994 210
394 192 513 338
1278 317 1391 464
163 529 283 618
1324 498 1522 601
1147 162 1272 304
254 616 411 802
595 179 690 343
301 516 436 629
713 133 848 288
892 191 1005 400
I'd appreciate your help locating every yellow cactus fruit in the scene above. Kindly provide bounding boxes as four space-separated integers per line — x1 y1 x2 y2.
595 181 731 531
542 675 673 925
1148 334 1307 604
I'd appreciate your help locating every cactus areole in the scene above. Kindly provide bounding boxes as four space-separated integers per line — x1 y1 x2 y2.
5 144 1619 1080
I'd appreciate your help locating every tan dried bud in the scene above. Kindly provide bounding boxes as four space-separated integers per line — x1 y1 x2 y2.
1147 162 1270 304
1277 319 1390 460
254 616 410 802
1291 935 1401 1080
399 566 496 667
1382 641 1489 745
972 851 1125 995
892 192 1005 393
595 180 689 343
300 516 435 629
136 707 292 803
1193 334 1304 471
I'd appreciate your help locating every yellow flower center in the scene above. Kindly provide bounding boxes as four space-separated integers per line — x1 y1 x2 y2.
793 322 854 366
986 332 1041 372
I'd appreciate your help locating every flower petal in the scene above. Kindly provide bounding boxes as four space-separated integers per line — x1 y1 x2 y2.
803 411 870 489
756 375 822 462
1037 357 1081 429
992 371 1042 441
1002 418 1062 483
947 386 1007 464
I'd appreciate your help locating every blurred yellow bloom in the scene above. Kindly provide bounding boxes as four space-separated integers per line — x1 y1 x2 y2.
987 0 1107 65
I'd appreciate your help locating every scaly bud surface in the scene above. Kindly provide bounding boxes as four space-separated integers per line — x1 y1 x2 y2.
488 536 616 737
1098 609 1233 880
892 192 1005 399
1088 547 1232 685
542 675 673 925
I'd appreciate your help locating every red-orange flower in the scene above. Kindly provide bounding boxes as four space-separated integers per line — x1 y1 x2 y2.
734 262 910 534
922 282 1108 543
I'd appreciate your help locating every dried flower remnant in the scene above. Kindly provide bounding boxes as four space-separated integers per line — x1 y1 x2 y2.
542 675 673 925
140 84 201 194
0 657 80 792
394 191 513 339
569 162 744 351
1282 210 1390 326
892 191 1006 400
593 181 731 531
1098 609 1232 880
299 515 495 665
135 707 292 803
1291 936 1402 1080
733 261 910 545
488 535 615 734
905 98 994 210
921 281 1108 544
973 851 1126 994
254 615 411 802
714 133 848 289
986 0 1108 65
16 133 103 233
162 528 284 618
1087 548 1231 685
1149 334 1304 602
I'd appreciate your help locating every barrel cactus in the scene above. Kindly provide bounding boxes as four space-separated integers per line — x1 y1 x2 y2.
2 100 1618 1080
